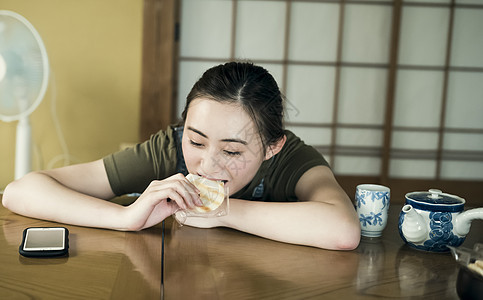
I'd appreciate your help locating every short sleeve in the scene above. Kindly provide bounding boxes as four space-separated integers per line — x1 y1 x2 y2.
103 126 178 196
265 130 329 201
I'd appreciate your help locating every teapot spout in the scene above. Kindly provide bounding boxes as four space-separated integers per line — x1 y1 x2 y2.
401 205 428 243
454 207 483 236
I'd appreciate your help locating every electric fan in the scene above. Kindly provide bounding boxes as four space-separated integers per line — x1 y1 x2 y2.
0 10 50 179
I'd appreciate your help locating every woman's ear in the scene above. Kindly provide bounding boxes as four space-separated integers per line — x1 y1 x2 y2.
264 135 287 160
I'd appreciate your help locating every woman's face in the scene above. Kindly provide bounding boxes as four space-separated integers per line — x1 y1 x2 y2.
182 98 267 195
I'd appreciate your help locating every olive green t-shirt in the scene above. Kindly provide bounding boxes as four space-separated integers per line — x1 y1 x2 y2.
103 125 329 202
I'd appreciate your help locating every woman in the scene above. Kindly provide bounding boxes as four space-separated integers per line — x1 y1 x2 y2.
2 62 360 250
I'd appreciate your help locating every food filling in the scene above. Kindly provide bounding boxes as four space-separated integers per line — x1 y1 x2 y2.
186 174 225 213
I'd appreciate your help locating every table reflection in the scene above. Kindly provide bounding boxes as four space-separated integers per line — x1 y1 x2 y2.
165 219 360 298
1 208 162 299
164 207 482 299
396 244 459 297
356 237 386 291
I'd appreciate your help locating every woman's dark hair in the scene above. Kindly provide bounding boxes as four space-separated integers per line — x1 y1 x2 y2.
182 61 285 154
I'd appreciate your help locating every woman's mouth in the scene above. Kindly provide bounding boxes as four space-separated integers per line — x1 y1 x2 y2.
197 174 228 184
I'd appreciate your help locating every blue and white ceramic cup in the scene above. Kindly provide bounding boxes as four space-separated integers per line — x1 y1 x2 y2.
356 184 390 237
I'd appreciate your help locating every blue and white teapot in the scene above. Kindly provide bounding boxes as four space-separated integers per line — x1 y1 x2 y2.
398 189 483 252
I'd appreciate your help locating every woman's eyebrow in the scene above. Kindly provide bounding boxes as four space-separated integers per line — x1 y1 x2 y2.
188 126 207 138
221 138 248 145
187 126 248 145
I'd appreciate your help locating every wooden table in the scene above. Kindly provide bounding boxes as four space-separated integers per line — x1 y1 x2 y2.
0 195 163 299
163 206 483 300
1 194 482 299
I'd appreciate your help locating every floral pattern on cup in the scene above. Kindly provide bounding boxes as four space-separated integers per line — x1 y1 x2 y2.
359 212 383 227
356 190 390 210
356 184 390 238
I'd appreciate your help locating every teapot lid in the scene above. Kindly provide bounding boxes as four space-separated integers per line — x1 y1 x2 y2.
406 189 465 206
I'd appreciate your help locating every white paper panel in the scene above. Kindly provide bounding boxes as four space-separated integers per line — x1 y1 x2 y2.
334 156 381 176
285 126 332 146
176 61 221 118
455 0 483 4
393 70 444 128
443 133 483 152
342 5 392 63
390 159 437 179
352 0 392 2
285 65 336 123
441 161 483 180
398 7 449 66
403 0 450 4
180 0 233 59
336 128 383 147
445 72 483 129
338 67 388 125
288 2 339 62
235 1 286 60
451 9 483 68
391 131 439 150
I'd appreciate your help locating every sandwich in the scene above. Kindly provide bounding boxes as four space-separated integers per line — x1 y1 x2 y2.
186 174 225 213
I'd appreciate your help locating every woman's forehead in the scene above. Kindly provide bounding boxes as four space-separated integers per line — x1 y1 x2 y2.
185 98 260 143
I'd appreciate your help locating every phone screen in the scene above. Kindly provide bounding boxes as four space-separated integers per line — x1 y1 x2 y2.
23 227 66 251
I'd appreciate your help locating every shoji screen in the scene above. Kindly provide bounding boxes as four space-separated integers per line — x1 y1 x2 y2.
393 2 483 181
176 0 483 203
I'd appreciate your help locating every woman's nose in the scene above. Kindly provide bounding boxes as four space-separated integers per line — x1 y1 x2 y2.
200 150 224 176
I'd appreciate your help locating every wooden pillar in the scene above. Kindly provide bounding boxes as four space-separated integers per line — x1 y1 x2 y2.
380 0 402 185
139 0 178 141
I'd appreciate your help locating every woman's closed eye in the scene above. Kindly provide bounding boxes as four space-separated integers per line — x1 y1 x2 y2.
190 139 241 156
224 150 241 157
189 140 204 147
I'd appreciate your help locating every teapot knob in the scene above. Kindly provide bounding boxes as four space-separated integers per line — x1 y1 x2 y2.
428 189 442 199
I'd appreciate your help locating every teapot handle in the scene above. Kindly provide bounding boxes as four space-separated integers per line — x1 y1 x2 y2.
455 208 483 236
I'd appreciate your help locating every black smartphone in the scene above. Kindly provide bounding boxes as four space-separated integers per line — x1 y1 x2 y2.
19 227 69 257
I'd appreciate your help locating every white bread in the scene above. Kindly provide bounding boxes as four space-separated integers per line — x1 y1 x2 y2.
186 174 225 213
468 260 483 277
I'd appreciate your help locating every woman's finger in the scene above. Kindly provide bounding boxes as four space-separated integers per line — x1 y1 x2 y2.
143 174 202 209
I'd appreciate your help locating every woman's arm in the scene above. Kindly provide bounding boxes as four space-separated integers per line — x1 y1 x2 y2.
2 160 124 228
2 159 201 231
181 165 361 250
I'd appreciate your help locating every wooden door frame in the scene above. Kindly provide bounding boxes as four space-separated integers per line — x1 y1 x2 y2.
139 0 179 142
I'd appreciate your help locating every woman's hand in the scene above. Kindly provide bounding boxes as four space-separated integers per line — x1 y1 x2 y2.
125 173 203 230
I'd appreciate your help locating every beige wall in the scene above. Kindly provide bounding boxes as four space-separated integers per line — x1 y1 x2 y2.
0 0 143 189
